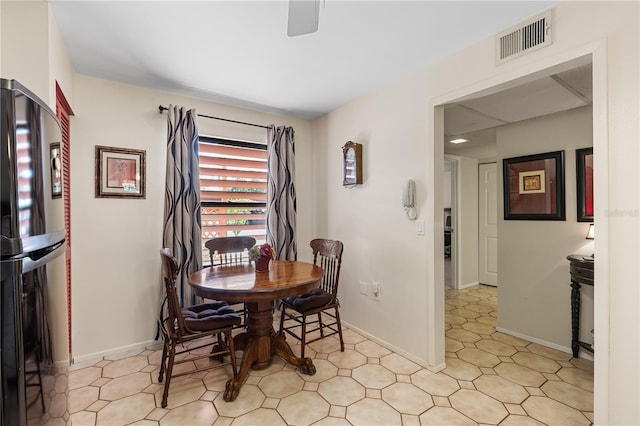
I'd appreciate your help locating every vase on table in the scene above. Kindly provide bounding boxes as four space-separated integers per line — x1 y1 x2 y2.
255 256 271 273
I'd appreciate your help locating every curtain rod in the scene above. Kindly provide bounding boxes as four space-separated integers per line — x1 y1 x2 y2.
158 105 269 130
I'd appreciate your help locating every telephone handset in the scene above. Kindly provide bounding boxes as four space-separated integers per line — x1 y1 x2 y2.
403 180 417 220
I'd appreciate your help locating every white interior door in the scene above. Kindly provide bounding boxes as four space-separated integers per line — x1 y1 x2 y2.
479 163 498 286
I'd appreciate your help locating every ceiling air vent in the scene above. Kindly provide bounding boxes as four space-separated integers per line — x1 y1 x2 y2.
496 10 552 65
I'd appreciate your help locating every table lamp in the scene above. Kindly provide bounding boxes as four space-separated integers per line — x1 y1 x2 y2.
586 223 594 259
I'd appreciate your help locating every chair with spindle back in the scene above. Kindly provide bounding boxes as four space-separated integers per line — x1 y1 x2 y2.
278 238 345 358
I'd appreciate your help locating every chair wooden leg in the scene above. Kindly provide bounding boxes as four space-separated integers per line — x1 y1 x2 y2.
158 337 168 383
300 314 307 359
278 304 286 337
318 313 324 337
226 330 238 377
161 342 177 408
335 307 344 352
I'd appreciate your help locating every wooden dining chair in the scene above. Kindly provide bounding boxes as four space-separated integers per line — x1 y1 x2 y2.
278 238 345 358
158 248 241 408
205 236 256 326
205 236 256 266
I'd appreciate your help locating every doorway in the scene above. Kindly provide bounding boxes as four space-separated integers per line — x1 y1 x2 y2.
478 162 497 286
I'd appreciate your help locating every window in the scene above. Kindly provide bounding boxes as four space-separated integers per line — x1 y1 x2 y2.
199 136 267 264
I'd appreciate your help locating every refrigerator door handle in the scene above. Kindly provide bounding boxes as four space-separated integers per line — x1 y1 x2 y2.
22 239 66 273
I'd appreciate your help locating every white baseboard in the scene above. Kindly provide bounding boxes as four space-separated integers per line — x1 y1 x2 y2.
342 320 445 373
495 326 594 361
71 339 161 370
459 281 480 290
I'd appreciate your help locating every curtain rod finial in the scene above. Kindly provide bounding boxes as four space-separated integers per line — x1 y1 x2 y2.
158 105 167 113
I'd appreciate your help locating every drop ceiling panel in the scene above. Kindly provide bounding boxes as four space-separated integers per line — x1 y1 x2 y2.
444 105 507 135
462 77 588 123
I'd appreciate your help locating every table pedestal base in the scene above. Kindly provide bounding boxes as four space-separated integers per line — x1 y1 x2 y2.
223 301 315 402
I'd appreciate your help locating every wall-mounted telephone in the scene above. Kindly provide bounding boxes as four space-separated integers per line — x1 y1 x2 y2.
403 179 417 220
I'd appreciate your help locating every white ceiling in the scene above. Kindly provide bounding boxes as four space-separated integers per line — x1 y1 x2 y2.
50 0 557 122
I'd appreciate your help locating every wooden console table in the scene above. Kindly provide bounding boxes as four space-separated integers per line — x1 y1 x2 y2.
567 254 594 357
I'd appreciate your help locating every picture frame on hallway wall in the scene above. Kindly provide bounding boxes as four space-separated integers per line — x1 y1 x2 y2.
95 145 146 199
576 147 594 222
502 150 565 221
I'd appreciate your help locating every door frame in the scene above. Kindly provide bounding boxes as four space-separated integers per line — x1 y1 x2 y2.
444 156 459 289
430 43 609 421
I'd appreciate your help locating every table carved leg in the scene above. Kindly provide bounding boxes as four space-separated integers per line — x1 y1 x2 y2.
570 281 581 358
223 300 315 402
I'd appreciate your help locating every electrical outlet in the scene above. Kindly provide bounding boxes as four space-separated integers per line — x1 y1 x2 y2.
359 281 368 296
416 220 425 235
372 281 381 300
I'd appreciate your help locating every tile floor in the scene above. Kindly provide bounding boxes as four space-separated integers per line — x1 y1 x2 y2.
68 285 593 425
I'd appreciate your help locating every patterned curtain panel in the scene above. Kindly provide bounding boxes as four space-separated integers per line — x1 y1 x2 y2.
266 125 297 260
163 105 202 305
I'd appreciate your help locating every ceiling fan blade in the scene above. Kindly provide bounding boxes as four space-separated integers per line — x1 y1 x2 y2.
287 0 320 37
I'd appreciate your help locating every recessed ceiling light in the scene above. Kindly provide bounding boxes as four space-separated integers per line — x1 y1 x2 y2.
449 138 468 144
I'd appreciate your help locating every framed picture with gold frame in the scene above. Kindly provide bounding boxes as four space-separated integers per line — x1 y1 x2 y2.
95 145 146 199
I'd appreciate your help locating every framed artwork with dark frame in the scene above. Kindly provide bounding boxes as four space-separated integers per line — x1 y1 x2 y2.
50 142 62 199
576 147 594 222
95 145 146 199
503 150 565 221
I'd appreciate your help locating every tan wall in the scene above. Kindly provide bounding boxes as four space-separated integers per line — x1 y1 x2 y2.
497 106 594 349
70 75 315 359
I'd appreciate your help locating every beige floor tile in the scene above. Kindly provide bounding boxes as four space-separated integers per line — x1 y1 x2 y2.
494 362 546 387
346 398 402 426
313 417 351 426
327 349 367 370
381 383 433 415
465 303 494 313
303 381 318 391
446 329 481 343
69 386 99 413
492 332 530 347
522 396 591 425
556 366 594 392
396 374 411 383
231 407 286 425
527 343 573 361
446 337 465 353
457 348 500 368
95 393 155 425
213 384 264 418
451 308 481 319
504 403 527 415
445 313 467 325
352 364 396 389
541 381 594 412
258 370 304 399
432 395 451 407
155 377 206 409
419 406 476 426
212 416 233 426
411 369 460 397
70 410 96 426
85 399 109 412
570 357 594 373
262 397 280 408
158 400 218 426
365 388 381 399
512 352 561 374
102 356 149 379
476 315 498 327
473 375 529 404
69 367 103 390
380 353 421 375
354 340 391 358
500 414 546 425
450 389 508 424
526 387 546 397
341 328 368 345
308 337 342 355
461 321 497 335
329 404 346 417
278 391 329 426
443 358 482 381
99 372 152 401
146 407 168 421
318 376 365 406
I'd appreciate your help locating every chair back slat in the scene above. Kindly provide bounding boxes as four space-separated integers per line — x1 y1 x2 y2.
310 238 343 298
160 248 187 337
206 236 256 266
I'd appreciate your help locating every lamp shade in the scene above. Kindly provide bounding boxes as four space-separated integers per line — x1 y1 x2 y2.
586 223 595 240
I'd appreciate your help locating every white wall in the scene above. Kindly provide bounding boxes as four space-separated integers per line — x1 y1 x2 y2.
497 106 594 350
70 75 315 360
458 156 479 288
312 2 638 423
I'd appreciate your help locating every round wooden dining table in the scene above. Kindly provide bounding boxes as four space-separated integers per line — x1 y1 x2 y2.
189 260 323 402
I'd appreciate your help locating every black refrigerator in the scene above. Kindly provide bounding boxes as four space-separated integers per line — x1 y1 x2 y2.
1 79 68 425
